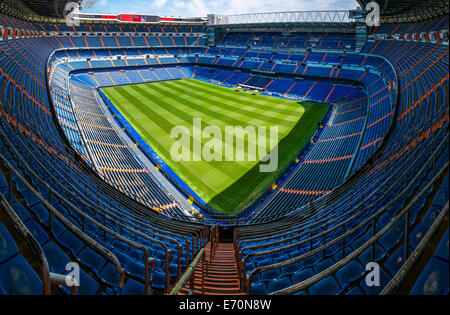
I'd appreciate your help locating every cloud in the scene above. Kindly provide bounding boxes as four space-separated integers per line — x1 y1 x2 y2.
154 0 168 7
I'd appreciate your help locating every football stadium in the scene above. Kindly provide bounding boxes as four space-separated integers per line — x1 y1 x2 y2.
0 0 448 300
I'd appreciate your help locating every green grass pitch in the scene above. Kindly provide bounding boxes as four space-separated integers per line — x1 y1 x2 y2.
101 79 329 215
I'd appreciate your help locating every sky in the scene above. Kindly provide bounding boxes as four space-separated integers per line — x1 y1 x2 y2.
81 0 358 17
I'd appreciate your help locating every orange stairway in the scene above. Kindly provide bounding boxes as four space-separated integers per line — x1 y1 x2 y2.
178 243 245 295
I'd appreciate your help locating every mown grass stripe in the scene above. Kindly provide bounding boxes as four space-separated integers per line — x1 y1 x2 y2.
176 79 303 125
103 85 246 194
104 85 248 199
128 84 272 168
177 79 303 118
144 80 296 129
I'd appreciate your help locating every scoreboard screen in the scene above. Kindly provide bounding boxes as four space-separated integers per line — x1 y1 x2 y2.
119 15 161 22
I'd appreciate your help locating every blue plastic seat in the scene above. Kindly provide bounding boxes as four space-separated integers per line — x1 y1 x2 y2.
409 223 428 250
349 229 370 251
432 179 448 209
308 276 340 295
52 203 69 217
21 190 40 208
335 260 364 289
78 246 107 277
383 245 406 277
59 231 85 256
127 248 144 262
245 261 255 273
10 197 31 223
281 262 301 276
256 259 272 267
268 277 292 294
111 239 130 253
29 204 49 226
111 249 131 268
24 220 49 246
168 263 178 279
122 279 145 295
358 244 384 265
0 223 19 265
377 200 404 227
151 270 165 291
410 258 449 295
124 258 148 282
100 263 122 288
302 255 319 268
314 258 334 273
292 268 314 284
261 269 280 282
434 229 449 262
250 282 267 295
180 257 187 268
42 242 71 274
409 195 428 225
378 219 404 251
50 218 66 238
0 255 43 295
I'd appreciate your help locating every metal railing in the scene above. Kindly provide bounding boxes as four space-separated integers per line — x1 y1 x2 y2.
381 202 449 294
170 225 220 295
169 248 206 295
0 194 53 294
0 123 172 293
0 100 209 289
241 136 448 293
0 153 127 294
272 163 449 294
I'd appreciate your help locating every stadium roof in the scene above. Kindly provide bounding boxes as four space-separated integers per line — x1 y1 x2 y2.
0 0 83 21
20 0 83 18
357 0 449 22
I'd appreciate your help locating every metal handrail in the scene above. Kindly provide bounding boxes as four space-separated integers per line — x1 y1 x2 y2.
170 225 219 295
0 106 205 280
0 119 187 278
169 248 205 295
0 194 51 295
209 225 219 261
1 193 86 295
5 115 201 262
0 153 127 292
272 163 449 294
381 202 449 295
